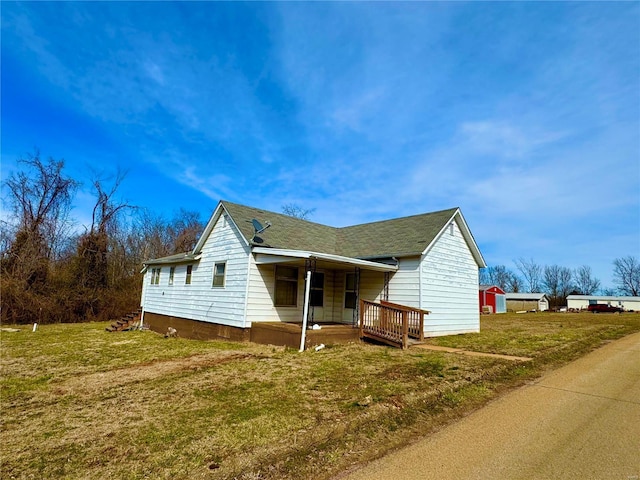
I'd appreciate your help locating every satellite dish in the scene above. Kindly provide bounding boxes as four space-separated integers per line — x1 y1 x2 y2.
250 218 271 242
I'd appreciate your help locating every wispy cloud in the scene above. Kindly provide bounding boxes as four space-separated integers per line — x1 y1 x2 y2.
2 2 638 287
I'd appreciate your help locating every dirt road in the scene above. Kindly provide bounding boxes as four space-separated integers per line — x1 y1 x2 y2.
340 331 640 480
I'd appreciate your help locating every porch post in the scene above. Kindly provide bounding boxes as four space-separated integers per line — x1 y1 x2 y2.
299 269 313 352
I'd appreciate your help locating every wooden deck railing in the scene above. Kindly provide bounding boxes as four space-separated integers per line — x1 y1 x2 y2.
359 299 429 349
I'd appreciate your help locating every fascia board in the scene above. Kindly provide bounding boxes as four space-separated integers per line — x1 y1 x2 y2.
192 201 250 255
420 209 487 268
252 247 398 272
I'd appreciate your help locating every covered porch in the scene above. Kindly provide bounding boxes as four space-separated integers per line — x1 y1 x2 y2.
249 247 399 326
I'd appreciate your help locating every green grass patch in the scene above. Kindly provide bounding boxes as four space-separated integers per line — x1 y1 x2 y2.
1 312 639 480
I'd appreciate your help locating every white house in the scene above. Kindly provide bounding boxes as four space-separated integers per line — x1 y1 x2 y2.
140 201 486 345
566 295 640 312
505 293 550 312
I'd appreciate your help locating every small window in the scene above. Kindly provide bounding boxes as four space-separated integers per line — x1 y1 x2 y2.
185 265 193 285
212 262 226 287
275 266 298 306
449 223 454 236
169 267 175 286
151 268 161 285
310 272 324 307
345 273 356 309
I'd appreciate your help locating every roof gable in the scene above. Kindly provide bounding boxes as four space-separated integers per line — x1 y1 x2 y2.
190 200 485 267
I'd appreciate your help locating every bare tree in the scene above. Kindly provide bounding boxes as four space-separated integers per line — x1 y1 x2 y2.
282 203 315 220
543 264 574 307
76 171 133 290
480 265 519 292
613 256 640 296
573 265 600 295
506 273 522 293
167 209 203 254
1 150 78 323
514 257 543 293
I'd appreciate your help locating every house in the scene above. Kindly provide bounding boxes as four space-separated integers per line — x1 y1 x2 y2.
479 285 506 314
140 201 486 347
505 293 550 312
566 295 640 312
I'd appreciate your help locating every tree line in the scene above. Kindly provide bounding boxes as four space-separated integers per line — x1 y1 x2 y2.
2 151 639 324
481 256 640 309
1 151 205 324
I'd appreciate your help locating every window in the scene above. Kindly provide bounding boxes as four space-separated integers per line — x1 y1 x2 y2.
310 272 324 307
169 267 175 285
185 265 193 285
275 266 298 306
345 273 357 309
212 262 226 287
449 223 454 236
151 268 161 285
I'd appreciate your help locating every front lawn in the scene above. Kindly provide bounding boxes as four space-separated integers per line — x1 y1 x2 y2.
2 312 638 479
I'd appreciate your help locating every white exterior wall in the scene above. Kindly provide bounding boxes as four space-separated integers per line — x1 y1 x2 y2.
246 261 385 325
246 263 339 324
142 213 251 328
387 257 421 307
245 260 307 324
419 221 480 336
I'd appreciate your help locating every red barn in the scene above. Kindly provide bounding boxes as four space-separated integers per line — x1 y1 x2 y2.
479 285 506 314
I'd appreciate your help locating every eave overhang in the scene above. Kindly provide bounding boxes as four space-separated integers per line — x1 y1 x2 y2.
252 247 398 273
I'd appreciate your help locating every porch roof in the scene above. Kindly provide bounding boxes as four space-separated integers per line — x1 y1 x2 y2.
252 247 398 273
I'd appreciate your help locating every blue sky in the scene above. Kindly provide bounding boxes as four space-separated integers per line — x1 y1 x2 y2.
2 2 639 289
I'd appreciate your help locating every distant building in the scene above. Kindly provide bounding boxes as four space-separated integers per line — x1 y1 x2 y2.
505 293 550 312
566 295 640 311
479 285 506 314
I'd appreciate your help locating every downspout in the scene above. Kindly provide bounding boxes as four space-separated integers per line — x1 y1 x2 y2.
299 269 312 352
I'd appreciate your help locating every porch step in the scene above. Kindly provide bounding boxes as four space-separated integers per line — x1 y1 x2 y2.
106 308 142 332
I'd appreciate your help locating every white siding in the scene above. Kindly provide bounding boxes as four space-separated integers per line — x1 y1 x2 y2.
142 213 251 328
420 220 480 336
387 257 421 307
246 263 336 324
246 260 305 324
359 270 386 303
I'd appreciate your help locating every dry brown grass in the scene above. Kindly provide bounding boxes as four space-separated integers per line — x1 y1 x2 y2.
2 312 639 479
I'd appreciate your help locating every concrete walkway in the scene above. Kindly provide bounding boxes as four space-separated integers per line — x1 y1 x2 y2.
340 331 640 480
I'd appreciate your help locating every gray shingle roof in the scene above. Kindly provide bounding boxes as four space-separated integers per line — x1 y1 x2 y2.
221 201 458 259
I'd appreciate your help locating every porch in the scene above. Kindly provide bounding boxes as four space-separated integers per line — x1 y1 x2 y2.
250 299 429 350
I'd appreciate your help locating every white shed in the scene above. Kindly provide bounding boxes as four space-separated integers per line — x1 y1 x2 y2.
566 295 640 312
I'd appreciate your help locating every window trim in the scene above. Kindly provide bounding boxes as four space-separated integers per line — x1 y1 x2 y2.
212 262 226 288
275 265 299 307
151 267 161 285
344 272 357 309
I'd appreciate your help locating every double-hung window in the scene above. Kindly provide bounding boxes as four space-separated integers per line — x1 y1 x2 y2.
275 266 298 306
185 265 193 285
151 268 161 285
212 263 226 287
169 267 175 285
344 273 357 309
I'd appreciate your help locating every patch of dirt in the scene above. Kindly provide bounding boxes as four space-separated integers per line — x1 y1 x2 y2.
54 351 254 397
